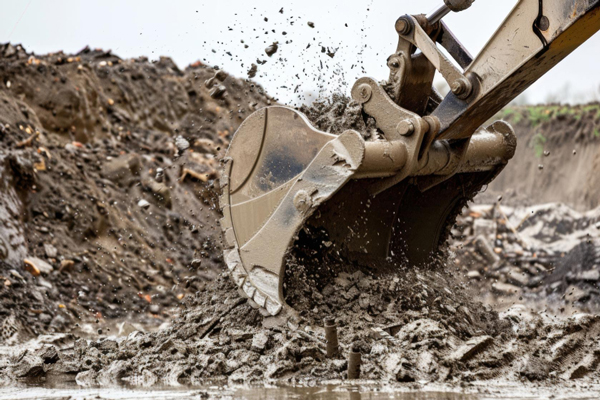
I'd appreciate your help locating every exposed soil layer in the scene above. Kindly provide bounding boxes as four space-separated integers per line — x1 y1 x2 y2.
0 43 269 338
1 46 600 391
488 104 600 211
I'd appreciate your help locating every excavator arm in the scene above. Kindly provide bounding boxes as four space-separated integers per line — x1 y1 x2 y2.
219 0 600 317
432 0 600 140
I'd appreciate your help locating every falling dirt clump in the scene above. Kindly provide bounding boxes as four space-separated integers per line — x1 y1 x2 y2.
265 42 279 57
299 93 376 138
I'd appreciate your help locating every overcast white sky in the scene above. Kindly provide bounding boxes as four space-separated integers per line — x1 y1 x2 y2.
2 0 600 105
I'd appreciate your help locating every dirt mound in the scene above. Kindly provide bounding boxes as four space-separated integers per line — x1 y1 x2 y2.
4 265 600 387
0 264 520 385
0 43 269 338
488 104 600 211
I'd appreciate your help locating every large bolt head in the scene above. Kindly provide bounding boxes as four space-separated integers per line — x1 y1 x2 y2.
451 82 463 95
538 15 550 31
396 120 415 136
356 83 372 103
293 190 312 213
451 78 472 99
395 17 412 35
387 58 401 69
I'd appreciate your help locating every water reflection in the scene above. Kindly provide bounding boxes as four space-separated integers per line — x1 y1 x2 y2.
234 385 478 400
0 384 480 400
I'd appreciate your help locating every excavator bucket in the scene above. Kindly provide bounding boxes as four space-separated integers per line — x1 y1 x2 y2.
219 0 600 316
219 104 515 316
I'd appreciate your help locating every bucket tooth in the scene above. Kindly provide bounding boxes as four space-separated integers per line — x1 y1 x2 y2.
265 298 283 316
242 281 256 299
253 291 267 308
231 265 247 287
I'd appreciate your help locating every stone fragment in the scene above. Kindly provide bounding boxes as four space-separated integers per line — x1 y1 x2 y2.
565 285 588 302
37 345 59 364
24 257 53 275
265 42 278 57
96 360 129 386
343 286 360 301
210 85 227 99
467 270 481 279
12 353 44 377
492 282 521 296
247 63 257 78
474 235 500 264
231 331 253 342
334 273 353 289
97 339 118 354
175 136 190 152
265 359 295 379
59 259 75 271
578 269 600 281
43 243 57 258
142 179 171 208
137 199 150 209
251 331 269 353
75 369 98 387
507 267 529 286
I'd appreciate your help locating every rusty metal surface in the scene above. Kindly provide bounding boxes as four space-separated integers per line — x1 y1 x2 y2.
444 0 475 12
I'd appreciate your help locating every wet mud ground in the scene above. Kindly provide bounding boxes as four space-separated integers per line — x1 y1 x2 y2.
1 45 600 398
3 384 600 400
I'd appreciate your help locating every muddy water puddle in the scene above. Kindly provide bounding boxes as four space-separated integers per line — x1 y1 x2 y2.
1 382 599 400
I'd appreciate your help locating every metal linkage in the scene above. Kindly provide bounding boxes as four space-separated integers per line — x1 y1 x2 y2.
395 14 474 100
427 4 451 24
427 0 476 24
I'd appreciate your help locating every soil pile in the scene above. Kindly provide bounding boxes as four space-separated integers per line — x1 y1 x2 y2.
0 43 269 338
